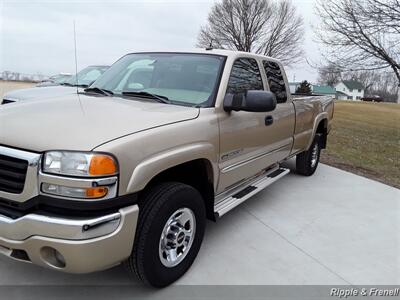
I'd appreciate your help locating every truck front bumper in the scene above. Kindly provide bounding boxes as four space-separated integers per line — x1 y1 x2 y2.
0 205 139 273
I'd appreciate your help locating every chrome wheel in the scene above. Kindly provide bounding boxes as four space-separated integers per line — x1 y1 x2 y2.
159 208 196 268
310 143 319 168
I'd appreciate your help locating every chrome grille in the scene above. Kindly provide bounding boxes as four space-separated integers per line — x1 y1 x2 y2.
0 155 28 194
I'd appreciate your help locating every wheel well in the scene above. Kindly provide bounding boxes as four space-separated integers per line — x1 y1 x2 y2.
143 159 216 221
316 119 328 149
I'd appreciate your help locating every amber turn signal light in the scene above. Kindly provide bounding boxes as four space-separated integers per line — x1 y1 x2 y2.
89 155 117 176
85 187 108 199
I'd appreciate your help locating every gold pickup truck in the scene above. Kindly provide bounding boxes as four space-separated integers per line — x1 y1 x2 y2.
0 50 333 287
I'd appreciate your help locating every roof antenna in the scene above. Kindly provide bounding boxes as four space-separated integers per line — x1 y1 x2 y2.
206 39 213 51
73 20 79 94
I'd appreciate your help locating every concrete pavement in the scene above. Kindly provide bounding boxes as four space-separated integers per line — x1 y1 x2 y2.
0 163 399 286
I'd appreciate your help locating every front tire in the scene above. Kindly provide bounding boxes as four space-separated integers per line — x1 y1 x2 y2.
296 134 321 176
124 182 206 287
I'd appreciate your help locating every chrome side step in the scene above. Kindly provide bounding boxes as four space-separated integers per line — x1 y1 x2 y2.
214 167 290 218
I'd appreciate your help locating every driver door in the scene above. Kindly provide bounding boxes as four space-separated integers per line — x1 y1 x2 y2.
217 58 293 193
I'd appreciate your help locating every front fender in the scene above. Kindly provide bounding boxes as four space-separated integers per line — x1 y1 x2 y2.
126 143 218 194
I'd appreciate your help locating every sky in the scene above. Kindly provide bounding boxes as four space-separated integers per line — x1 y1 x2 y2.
1 0 322 82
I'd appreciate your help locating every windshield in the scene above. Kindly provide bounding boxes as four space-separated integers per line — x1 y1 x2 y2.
50 74 71 84
65 66 109 86
91 53 225 107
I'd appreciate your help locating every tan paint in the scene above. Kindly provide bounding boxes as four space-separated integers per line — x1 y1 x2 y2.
0 50 333 274
0 94 199 151
95 108 220 195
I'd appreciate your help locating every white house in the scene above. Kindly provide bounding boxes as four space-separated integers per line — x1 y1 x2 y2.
335 80 364 100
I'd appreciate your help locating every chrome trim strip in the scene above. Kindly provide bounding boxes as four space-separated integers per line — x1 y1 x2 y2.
38 172 118 200
0 146 41 203
221 144 290 173
0 210 122 241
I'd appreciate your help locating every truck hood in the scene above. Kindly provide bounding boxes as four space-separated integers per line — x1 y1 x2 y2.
0 94 199 152
3 86 78 102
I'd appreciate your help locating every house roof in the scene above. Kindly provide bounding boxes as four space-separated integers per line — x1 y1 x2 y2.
312 85 336 95
342 80 364 90
336 91 348 96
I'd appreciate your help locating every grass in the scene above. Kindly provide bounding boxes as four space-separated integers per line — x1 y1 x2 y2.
0 80 36 98
320 101 400 189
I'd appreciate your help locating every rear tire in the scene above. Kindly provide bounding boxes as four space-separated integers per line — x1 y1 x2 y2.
296 134 321 176
124 182 206 287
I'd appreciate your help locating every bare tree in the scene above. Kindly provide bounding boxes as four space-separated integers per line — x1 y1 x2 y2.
315 0 400 102
197 0 304 66
317 64 342 87
342 70 379 93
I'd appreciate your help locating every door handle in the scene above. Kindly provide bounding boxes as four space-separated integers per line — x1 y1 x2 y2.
265 115 274 126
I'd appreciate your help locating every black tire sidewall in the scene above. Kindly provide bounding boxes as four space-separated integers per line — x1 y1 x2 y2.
296 134 321 176
307 136 321 174
140 185 206 287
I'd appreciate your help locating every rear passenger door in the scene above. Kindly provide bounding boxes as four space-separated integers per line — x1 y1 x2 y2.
262 60 296 154
261 59 296 156
217 58 294 193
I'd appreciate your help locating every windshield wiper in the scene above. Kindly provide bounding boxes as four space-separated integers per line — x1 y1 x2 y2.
84 87 114 96
121 91 170 104
61 82 89 88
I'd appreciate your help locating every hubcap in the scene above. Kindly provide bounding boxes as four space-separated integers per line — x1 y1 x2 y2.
310 143 319 168
159 208 196 268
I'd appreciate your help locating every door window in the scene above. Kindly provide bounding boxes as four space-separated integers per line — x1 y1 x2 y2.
263 61 288 103
226 58 263 94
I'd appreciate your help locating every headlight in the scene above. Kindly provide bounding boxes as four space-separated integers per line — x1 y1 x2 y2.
43 151 118 177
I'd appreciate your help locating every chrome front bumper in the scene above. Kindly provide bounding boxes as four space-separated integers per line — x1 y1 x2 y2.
0 205 139 273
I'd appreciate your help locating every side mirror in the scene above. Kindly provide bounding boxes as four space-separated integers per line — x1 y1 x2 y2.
224 90 277 112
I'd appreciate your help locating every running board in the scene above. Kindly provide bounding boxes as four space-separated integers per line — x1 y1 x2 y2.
214 167 290 218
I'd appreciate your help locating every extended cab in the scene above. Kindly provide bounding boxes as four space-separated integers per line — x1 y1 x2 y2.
0 50 333 287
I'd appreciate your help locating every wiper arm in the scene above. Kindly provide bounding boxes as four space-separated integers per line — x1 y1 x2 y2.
122 91 170 104
84 87 114 96
62 82 89 88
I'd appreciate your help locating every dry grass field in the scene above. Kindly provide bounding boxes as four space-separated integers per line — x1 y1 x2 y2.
321 101 400 188
0 80 36 98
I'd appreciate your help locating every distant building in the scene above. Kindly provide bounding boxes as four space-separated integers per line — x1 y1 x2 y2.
311 85 336 98
334 80 364 100
289 82 336 98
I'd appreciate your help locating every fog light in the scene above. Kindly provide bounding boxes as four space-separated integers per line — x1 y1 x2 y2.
41 183 108 199
40 247 66 269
